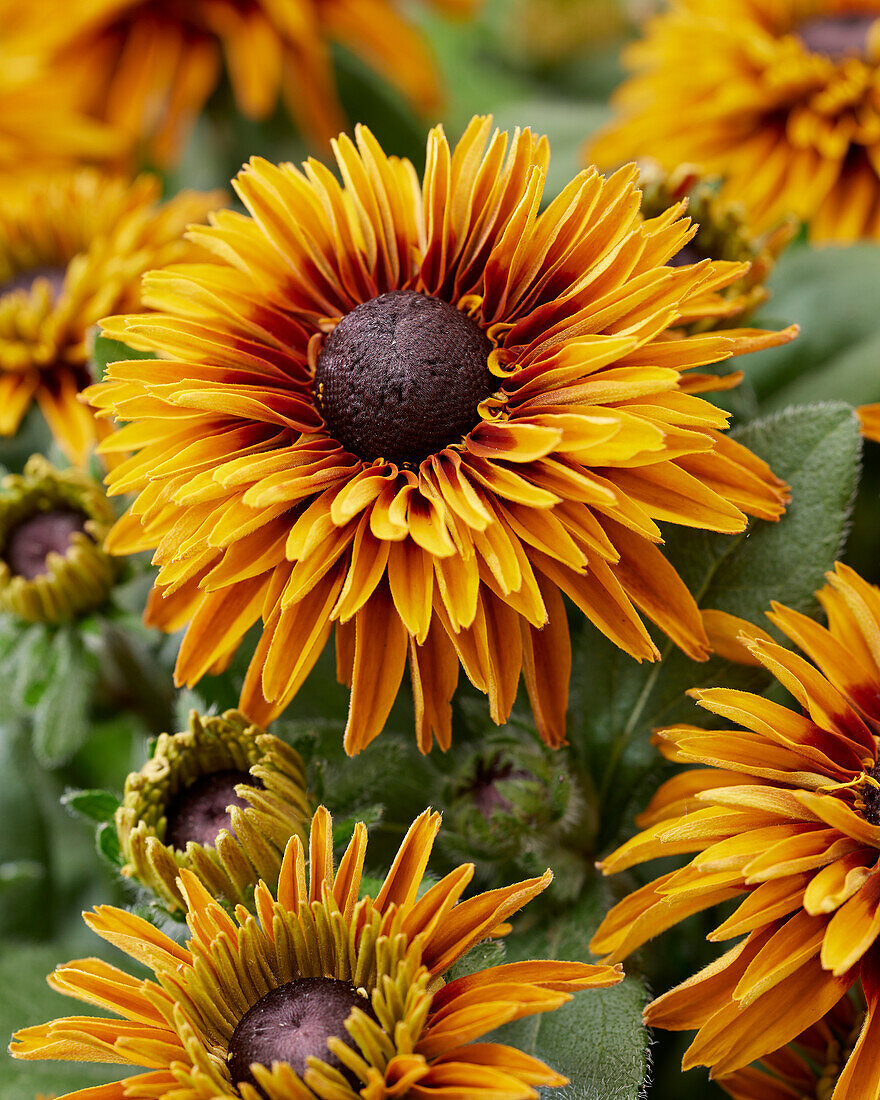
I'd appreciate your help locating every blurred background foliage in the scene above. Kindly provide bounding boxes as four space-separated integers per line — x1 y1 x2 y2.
2 2 878 1098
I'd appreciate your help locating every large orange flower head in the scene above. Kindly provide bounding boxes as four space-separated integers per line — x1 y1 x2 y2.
590 562 880 1095
591 0 880 243
10 806 622 1099
87 117 796 755
0 170 224 465
24 0 475 166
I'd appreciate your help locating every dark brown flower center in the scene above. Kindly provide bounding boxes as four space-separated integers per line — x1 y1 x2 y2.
227 977 374 1096
860 762 880 826
313 290 495 466
4 510 89 580
164 769 257 851
796 13 877 60
666 240 708 268
1 264 67 301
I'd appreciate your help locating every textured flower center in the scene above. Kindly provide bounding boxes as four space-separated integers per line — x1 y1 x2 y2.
796 13 877 60
313 289 495 466
227 977 373 1095
164 769 256 850
0 264 66 301
859 763 880 826
666 241 707 268
3 510 88 580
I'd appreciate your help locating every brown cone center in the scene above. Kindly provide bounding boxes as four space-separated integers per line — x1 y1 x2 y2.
227 977 374 1095
4 510 89 580
164 769 257 851
796 13 877 60
860 763 880 826
313 290 495 466
1 264 67 301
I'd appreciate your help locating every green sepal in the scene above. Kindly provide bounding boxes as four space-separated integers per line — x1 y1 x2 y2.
445 937 506 982
332 805 383 852
61 788 121 824
96 821 124 867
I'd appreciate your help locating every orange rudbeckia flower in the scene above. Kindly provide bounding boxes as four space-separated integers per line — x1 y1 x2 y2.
21 0 475 164
11 807 621 1100
87 117 795 754
0 169 223 464
591 563 880 1095
591 0 880 243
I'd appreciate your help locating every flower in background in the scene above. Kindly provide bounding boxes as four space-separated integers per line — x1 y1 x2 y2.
501 0 629 64
88 117 795 755
591 1 880 243
858 402 880 443
116 708 311 913
442 733 587 897
637 162 796 348
0 170 223 465
19 0 476 165
0 69 117 174
0 16 118 173
718 995 866 1100
11 806 622 1098
590 562 880 1088
0 456 116 624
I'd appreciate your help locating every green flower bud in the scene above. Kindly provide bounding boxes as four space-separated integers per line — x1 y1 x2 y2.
443 734 582 887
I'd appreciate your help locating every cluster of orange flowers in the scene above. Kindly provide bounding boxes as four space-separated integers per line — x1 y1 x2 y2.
2 2 880 1099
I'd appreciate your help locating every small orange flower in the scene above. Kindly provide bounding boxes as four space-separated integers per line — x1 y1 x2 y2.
11 807 621 1099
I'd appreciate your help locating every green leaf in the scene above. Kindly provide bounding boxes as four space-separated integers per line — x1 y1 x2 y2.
90 332 155 385
571 403 862 849
32 628 96 767
745 244 880 411
487 881 649 1099
10 624 56 710
61 788 120 824
96 822 124 867
445 937 506 982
